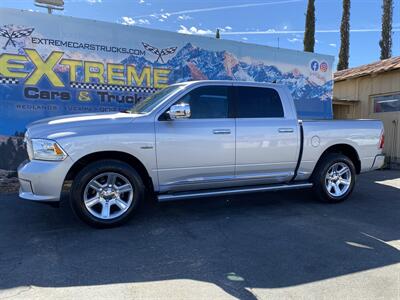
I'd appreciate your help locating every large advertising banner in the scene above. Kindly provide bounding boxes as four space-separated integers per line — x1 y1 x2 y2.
0 8 334 177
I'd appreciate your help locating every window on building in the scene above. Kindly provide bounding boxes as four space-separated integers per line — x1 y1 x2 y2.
373 93 400 113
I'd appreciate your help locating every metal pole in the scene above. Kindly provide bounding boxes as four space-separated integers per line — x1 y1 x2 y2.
34 1 64 13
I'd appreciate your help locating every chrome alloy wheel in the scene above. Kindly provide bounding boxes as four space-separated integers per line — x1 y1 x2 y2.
83 172 134 220
325 162 352 197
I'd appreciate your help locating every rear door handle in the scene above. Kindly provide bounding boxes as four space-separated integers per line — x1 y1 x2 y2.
278 128 294 133
213 129 231 135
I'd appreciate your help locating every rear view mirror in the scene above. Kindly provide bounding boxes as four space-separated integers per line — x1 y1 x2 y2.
167 103 191 119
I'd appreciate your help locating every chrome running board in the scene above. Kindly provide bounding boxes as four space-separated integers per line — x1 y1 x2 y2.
157 182 313 202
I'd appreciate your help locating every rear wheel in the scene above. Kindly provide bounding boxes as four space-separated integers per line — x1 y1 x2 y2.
312 153 356 203
70 160 145 228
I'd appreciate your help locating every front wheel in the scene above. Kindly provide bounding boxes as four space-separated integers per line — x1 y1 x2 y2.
312 153 356 203
70 160 145 228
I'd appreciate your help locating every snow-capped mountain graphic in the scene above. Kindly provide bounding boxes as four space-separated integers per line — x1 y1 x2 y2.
121 42 333 111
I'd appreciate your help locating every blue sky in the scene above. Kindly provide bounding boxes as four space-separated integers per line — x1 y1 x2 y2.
0 0 399 69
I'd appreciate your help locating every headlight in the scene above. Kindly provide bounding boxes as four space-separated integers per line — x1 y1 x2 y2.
30 138 67 161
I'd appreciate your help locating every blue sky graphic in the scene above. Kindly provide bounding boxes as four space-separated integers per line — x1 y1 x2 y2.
0 0 399 68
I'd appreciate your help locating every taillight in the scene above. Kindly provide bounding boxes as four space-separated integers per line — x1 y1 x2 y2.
378 131 384 149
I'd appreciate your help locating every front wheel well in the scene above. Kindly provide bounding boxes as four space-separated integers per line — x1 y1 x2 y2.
64 151 154 191
317 144 361 174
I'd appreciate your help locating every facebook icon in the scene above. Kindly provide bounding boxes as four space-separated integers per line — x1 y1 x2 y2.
310 60 319 72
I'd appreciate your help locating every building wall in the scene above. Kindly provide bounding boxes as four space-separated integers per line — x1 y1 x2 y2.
332 101 359 119
333 69 400 166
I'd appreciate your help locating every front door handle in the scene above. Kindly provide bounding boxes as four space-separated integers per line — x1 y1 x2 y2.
213 129 231 135
278 128 294 133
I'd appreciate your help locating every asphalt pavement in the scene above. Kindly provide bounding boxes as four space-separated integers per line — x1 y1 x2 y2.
0 170 399 299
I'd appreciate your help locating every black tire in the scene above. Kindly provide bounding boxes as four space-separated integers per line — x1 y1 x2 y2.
70 159 145 228
312 153 356 203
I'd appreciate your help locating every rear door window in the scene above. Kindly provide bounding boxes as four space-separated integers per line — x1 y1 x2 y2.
235 86 284 118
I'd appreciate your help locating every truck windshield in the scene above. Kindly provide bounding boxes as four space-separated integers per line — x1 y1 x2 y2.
129 85 185 114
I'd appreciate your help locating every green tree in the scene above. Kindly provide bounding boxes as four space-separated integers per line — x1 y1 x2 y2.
0 143 6 169
303 0 315 52
3 138 15 170
379 0 393 59
0 136 27 170
337 0 351 70
216 28 220 39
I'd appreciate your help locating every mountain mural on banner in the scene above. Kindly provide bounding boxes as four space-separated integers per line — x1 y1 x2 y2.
0 8 334 181
122 42 333 116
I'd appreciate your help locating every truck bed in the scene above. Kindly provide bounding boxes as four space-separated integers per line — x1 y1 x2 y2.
296 119 384 181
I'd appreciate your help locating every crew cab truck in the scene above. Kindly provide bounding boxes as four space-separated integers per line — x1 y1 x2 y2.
18 81 385 227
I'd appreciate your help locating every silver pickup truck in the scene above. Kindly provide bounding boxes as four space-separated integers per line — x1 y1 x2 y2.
18 80 385 227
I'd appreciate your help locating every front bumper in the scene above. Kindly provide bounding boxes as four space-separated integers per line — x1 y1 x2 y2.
18 157 74 202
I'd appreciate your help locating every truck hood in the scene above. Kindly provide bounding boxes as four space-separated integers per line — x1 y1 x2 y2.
26 112 144 139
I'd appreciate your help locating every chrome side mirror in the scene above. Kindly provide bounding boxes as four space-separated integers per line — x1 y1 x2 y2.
167 103 191 120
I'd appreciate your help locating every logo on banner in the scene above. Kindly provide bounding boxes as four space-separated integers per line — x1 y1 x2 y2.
320 61 328 72
310 60 329 73
310 60 319 72
0 26 34 49
142 42 177 63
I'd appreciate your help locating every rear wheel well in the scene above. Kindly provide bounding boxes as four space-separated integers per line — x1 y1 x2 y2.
316 144 361 174
64 151 153 191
